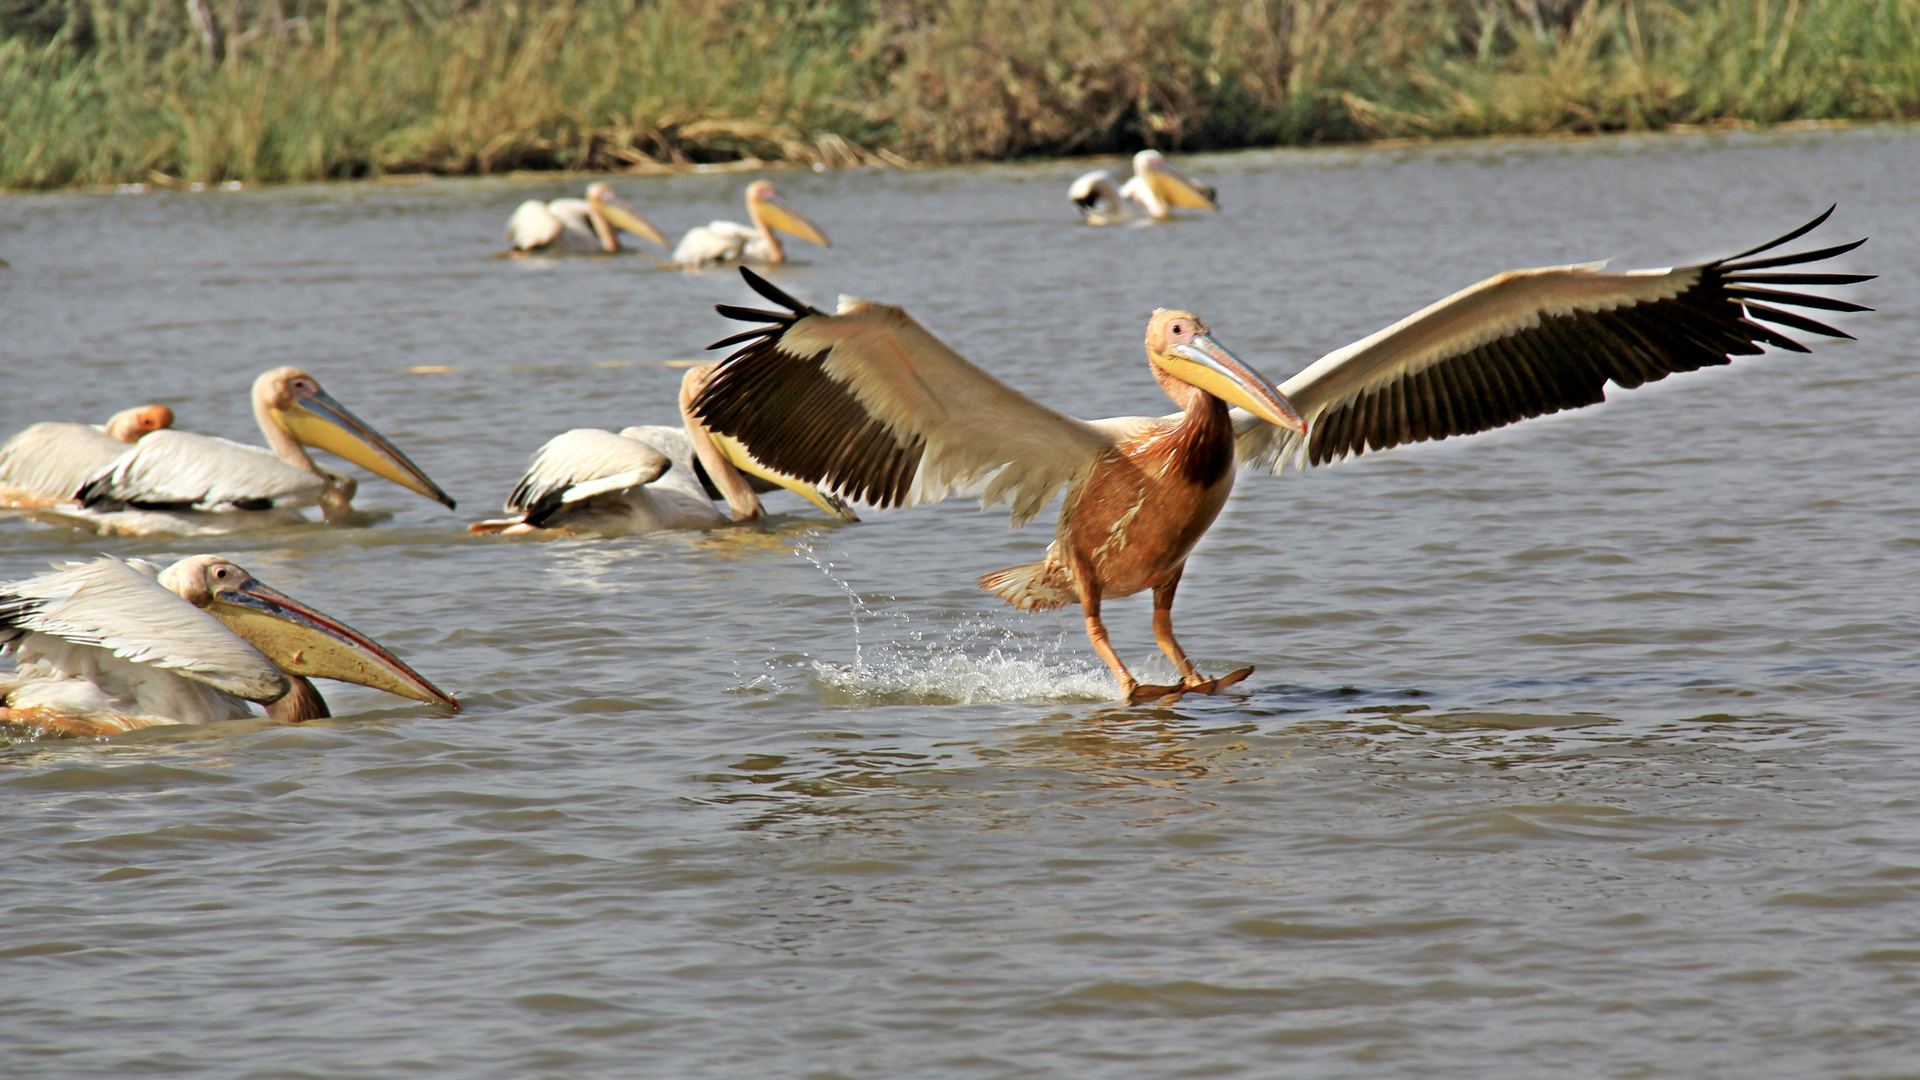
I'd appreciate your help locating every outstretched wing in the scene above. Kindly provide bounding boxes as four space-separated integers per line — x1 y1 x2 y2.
0 557 286 701
503 428 672 526
691 269 1118 527
1237 208 1872 471
76 430 327 511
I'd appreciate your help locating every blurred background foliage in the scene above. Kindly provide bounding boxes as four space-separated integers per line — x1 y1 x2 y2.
2 0 1916 188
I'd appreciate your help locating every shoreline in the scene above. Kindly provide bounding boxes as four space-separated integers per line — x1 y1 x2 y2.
12 116 1896 200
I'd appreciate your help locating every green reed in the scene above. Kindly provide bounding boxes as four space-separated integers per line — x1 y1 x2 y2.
3 0 1916 190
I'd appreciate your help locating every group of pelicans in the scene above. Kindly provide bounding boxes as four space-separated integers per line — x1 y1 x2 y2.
0 152 1875 734
502 150 1220 262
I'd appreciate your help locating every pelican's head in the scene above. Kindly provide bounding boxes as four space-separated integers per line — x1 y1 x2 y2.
746 181 831 248
103 404 175 443
159 554 458 709
585 181 668 251
252 367 457 510
1146 310 1302 432
1134 150 1219 213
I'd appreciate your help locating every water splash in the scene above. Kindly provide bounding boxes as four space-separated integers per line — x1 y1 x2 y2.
787 540 1112 705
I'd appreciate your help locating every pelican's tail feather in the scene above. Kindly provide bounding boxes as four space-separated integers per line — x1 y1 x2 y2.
978 560 1075 612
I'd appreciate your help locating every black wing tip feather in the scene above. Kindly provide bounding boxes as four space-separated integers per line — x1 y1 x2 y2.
738 267 823 318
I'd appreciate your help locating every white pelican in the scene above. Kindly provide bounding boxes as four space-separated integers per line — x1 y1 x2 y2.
671 180 830 268
470 364 856 536
49 367 456 536
0 404 174 508
692 210 1868 703
0 555 456 737
504 181 669 256
1069 150 1219 225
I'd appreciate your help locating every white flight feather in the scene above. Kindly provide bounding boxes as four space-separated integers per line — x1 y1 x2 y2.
0 557 287 701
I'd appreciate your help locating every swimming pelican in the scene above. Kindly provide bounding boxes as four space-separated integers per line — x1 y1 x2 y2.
1069 150 1219 225
693 210 1868 703
469 364 856 536
671 180 830 269
0 555 456 737
50 367 455 536
0 404 174 508
504 181 669 256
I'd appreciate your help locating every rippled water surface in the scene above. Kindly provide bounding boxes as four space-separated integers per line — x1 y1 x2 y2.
4 128 1919 1078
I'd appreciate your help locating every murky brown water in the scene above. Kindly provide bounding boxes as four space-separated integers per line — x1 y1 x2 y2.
2 126 1917 1079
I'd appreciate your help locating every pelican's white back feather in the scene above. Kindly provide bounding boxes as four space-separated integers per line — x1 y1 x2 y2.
0 423 129 500
79 430 327 511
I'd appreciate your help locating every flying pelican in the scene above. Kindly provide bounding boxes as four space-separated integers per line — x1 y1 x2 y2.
48 367 456 536
503 181 669 256
1069 150 1219 225
693 210 1868 703
470 364 857 535
671 180 830 269
0 555 456 737
0 404 174 508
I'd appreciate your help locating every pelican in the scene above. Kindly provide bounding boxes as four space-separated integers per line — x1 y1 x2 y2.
503 181 669 256
470 364 857 536
693 210 1868 703
47 367 455 536
671 180 830 269
0 555 456 737
0 404 174 508
1069 150 1219 225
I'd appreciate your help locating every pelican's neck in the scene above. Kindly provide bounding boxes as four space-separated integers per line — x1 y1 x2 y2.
1154 368 1235 489
586 192 620 252
748 199 785 263
266 675 331 724
680 365 763 520
254 391 318 476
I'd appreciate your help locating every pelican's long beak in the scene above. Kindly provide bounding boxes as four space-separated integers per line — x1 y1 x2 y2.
599 193 669 248
756 194 831 248
1144 157 1219 212
272 387 458 509
1164 336 1305 432
712 432 859 521
203 578 458 709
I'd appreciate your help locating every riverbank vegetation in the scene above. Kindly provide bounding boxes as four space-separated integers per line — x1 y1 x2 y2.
3 0 1917 189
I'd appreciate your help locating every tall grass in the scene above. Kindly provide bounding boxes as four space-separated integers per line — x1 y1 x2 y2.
3 0 1917 189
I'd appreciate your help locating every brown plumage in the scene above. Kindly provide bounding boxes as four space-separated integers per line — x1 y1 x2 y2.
696 271 1304 703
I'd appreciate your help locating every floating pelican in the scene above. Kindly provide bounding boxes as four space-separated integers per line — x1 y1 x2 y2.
672 180 830 268
45 367 455 536
693 211 1868 703
504 181 669 256
1069 150 1219 225
0 555 456 737
470 364 856 536
0 404 174 508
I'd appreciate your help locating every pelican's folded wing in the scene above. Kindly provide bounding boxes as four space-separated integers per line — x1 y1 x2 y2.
504 428 672 526
692 269 1118 527
507 200 565 250
0 422 127 501
75 430 328 512
1237 208 1873 472
0 557 287 701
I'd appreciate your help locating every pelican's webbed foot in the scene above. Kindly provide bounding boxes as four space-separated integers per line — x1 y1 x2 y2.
1121 666 1255 706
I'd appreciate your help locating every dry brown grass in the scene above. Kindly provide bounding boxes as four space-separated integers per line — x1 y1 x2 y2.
3 0 1917 189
